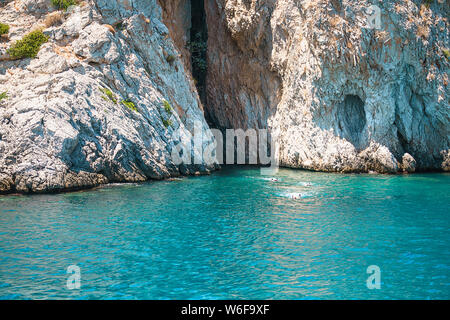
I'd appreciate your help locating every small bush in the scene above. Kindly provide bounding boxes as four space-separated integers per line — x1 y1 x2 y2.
443 49 450 60
115 21 125 31
163 100 172 114
166 54 176 64
51 0 79 11
99 87 117 104
0 91 7 101
122 99 138 112
186 32 207 73
162 118 172 128
0 23 9 36
7 30 49 59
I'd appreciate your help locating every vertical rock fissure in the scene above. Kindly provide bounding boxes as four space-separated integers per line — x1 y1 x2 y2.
190 0 208 104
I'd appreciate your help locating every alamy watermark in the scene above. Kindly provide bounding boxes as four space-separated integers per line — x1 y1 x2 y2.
66 265 81 290
170 120 280 175
366 265 381 290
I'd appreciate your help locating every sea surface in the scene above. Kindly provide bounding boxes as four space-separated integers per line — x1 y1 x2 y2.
0 167 449 299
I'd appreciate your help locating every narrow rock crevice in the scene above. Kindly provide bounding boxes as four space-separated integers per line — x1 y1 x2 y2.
158 0 208 106
190 0 208 104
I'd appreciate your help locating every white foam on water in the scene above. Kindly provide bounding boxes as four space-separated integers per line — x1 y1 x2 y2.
246 176 282 182
277 190 317 199
298 181 314 187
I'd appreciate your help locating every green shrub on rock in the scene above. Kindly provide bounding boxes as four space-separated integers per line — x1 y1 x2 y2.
51 0 79 11
163 100 172 114
162 118 172 128
166 54 176 64
0 92 7 102
443 49 450 60
99 87 118 104
0 23 9 35
7 30 49 59
122 99 138 112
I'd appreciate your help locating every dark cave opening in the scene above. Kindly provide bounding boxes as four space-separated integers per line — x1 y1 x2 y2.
338 95 367 151
190 0 208 104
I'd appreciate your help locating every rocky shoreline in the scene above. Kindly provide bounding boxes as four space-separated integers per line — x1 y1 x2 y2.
0 0 217 194
1 0 449 194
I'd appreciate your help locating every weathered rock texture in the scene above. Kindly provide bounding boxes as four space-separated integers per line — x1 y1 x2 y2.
206 0 450 173
1 0 449 194
0 0 216 193
158 0 192 70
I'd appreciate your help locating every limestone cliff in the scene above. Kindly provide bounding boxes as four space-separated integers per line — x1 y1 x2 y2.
206 0 450 173
1 0 449 195
0 0 215 193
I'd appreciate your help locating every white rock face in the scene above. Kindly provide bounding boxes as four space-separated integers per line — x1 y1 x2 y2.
206 0 449 173
0 0 216 193
0 0 448 194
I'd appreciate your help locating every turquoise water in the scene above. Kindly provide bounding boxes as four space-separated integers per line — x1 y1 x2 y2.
0 167 449 300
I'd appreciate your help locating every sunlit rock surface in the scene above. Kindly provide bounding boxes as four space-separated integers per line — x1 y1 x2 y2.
205 0 449 173
1 0 449 194
0 0 215 193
